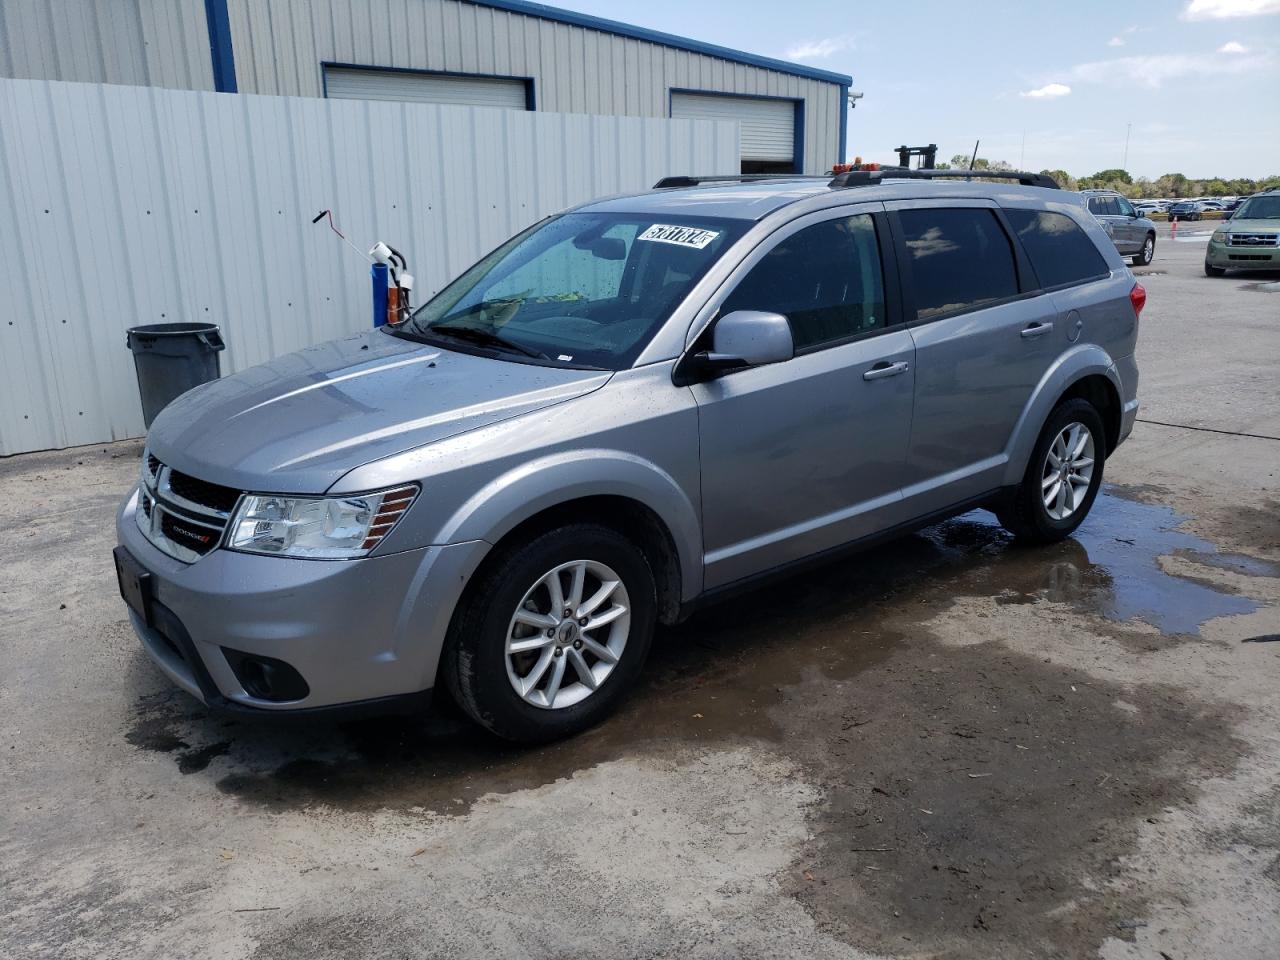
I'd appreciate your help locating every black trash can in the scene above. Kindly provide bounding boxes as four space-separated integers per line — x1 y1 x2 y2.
126 322 226 428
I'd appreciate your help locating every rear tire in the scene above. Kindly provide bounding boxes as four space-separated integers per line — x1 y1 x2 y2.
442 523 656 742
1204 261 1226 277
1131 233 1155 267
997 398 1105 544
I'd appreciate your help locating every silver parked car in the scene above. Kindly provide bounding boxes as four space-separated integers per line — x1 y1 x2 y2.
115 169 1144 741
1081 189 1157 266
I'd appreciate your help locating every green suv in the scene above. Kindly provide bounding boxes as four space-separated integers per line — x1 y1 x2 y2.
1205 190 1280 277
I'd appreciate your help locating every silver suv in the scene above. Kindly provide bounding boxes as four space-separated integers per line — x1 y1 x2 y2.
115 170 1144 741
1081 189 1157 267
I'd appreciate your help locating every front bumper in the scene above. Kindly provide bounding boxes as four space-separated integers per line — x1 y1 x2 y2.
1205 237 1280 270
116 490 489 714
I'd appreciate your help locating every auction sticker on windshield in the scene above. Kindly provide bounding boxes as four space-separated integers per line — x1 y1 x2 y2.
637 224 721 249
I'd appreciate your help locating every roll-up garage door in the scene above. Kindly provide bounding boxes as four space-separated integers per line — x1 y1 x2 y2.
670 92 796 167
323 67 529 110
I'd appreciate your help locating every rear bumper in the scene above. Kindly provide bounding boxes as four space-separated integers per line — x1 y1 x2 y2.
116 490 489 713
1109 354 1140 449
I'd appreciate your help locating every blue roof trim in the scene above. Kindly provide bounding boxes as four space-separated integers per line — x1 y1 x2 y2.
463 0 853 87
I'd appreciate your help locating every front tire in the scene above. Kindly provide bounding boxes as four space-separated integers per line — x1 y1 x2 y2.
442 523 656 742
1132 233 1155 267
998 399 1105 544
1204 261 1226 277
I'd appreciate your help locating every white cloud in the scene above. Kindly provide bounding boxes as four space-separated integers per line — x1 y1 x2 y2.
1062 50 1272 88
1218 40 1249 52
1021 82 1072 98
1108 36 1126 46
784 36 854 60
1182 0 1280 20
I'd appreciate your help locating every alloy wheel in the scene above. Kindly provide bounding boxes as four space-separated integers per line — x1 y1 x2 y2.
505 560 630 709
1041 422 1096 521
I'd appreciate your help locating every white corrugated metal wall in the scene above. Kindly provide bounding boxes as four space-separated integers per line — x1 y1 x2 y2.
0 2 846 174
0 0 214 90
224 0 842 173
0 78 738 456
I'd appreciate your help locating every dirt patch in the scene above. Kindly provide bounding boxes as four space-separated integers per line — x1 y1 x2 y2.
778 637 1245 958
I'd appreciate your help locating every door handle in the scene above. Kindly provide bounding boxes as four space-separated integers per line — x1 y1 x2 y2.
1020 322 1053 339
862 360 910 381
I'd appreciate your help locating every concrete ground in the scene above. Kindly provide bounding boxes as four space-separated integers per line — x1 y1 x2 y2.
2 223 1278 959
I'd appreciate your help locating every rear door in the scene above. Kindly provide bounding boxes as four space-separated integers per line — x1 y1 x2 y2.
1113 195 1143 251
887 200 1059 514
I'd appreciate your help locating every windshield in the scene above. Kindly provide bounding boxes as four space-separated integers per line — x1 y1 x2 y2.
393 212 747 369
1232 196 1280 220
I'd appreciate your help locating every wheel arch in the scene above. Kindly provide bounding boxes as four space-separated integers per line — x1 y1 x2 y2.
1059 373 1121 456
1002 347 1124 487
435 449 701 623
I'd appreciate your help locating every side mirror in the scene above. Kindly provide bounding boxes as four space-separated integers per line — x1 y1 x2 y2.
675 310 794 385
709 310 794 366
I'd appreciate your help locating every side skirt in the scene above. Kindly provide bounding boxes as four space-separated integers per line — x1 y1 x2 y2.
676 488 1009 621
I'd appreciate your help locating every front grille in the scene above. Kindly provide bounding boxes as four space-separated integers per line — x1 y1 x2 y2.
136 455 241 563
1228 233 1279 247
1229 254 1271 261
167 469 241 514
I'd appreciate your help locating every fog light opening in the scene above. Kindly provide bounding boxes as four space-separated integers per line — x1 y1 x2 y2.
222 649 310 702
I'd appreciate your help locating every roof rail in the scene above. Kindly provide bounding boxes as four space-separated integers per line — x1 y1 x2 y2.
652 174 826 189
828 168 1060 190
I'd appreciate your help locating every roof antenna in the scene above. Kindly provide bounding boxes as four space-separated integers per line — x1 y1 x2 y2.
968 139 980 177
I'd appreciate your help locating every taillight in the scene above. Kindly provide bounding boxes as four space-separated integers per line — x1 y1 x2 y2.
1129 282 1146 318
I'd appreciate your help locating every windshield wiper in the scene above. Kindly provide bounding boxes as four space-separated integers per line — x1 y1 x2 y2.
427 324 550 360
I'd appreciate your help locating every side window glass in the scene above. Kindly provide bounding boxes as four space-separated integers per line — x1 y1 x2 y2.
1004 209 1110 289
1102 197 1121 217
1116 197 1136 217
1087 197 1103 215
719 214 886 351
897 208 1019 320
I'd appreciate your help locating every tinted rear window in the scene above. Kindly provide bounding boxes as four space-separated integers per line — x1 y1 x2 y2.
898 208 1019 320
1005 209 1110 289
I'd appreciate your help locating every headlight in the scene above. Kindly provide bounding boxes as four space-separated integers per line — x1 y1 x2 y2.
228 485 418 559
1211 231 1226 243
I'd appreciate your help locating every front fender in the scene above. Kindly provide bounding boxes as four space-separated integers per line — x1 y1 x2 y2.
436 448 703 601
1001 344 1122 487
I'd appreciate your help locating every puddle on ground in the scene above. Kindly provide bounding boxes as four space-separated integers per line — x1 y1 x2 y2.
950 490 1268 635
122 486 1270 821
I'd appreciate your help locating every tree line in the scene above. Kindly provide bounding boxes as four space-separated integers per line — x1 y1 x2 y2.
934 154 1279 198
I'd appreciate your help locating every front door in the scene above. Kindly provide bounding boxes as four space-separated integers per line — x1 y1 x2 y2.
692 208 917 589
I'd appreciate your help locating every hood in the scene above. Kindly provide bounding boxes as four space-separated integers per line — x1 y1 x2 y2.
1221 218 1280 234
147 330 611 493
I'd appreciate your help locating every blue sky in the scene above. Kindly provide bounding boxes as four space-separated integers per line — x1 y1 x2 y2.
553 0 1280 179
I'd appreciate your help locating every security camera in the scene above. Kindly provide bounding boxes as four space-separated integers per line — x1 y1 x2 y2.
847 90 865 108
